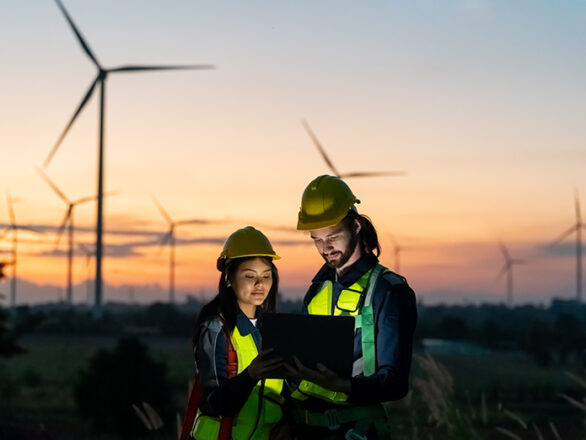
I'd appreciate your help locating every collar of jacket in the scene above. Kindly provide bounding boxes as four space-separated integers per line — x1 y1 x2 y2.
311 252 379 287
235 306 261 337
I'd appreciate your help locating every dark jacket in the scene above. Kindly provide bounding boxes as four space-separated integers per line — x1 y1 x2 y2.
194 308 260 416
303 253 418 405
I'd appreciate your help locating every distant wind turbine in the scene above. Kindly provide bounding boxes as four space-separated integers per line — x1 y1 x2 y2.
551 188 586 302
301 120 406 179
497 243 525 307
4 191 37 309
389 234 405 273
152 196 210 304
36 168 116 305
43 0 214 317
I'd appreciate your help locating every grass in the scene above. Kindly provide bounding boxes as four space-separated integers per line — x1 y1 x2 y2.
1 335 584 439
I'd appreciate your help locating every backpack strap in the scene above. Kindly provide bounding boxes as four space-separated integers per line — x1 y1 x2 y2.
218 328 238 440
179 375 203 440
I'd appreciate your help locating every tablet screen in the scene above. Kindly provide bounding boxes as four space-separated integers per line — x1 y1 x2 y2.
261 313 355 378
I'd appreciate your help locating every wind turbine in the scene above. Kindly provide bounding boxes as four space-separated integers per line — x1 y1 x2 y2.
551 189 586 302
389 234 404 273
497 243 525 307
3 191 36 309
35 168 112 304
43 0 214 317
301 120 406 179
151 196 209 304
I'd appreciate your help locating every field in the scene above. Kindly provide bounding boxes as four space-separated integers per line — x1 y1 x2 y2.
1 334 584 439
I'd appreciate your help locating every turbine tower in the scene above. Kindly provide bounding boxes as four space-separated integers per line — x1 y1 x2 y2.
551 189 585 302
497 243 524 307
301 120 406 179
152 196 208 304
36 168 104 304
78 243 95 306
389 234 404 273
43 0 214 317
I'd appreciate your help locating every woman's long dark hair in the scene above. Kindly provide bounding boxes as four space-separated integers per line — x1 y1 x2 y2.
342 209 381 257
191 256 279 348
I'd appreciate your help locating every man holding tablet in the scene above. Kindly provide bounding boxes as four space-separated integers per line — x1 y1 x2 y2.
287 175 418 440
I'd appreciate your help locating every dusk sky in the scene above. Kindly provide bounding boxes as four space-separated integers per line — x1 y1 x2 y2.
1 0 585 306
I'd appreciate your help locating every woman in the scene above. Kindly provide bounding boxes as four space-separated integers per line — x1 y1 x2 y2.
190 226 285 440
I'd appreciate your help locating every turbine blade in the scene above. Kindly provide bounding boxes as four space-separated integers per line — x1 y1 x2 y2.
551 225 577 246
35 167 70 204
498 242 511 261
496 265 508 279
575 188 581 223
151 195 173 225
109 64 215 73
73 189 117 206
301 120 341 177
73 195 98 205
54 0 101 68
54 211 70 249
156 232 172 255
44 76 99 168
339 171 407 178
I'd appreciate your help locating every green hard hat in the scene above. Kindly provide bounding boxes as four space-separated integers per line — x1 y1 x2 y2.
297 175 360 231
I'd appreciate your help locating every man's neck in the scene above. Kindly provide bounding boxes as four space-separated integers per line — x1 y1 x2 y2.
335 246 363 278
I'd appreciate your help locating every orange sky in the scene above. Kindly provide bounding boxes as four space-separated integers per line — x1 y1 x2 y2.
1 1 586 305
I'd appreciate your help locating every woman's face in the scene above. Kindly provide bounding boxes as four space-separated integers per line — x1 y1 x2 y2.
231 257 273 317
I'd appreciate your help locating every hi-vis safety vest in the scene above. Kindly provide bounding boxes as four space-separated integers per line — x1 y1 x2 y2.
292 264 393 405
191 326 284 440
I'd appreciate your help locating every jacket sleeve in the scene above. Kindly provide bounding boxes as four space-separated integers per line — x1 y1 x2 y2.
349 281 418 404
195 320 257 417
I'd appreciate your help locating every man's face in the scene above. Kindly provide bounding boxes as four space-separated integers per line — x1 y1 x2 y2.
310 222 359 270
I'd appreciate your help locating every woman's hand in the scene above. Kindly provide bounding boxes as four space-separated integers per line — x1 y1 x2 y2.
282 356 351 394
247 348 283 381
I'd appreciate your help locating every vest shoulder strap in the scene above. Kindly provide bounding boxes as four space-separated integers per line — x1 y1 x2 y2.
382 270 407 286
361 264 388 376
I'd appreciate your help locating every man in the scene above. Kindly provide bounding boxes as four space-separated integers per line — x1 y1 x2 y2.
288 175 417 440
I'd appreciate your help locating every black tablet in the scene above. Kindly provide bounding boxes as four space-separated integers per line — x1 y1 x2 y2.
260 313 355 378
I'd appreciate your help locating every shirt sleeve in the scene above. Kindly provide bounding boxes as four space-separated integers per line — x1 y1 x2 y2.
349 281 418 404
195 320 257 417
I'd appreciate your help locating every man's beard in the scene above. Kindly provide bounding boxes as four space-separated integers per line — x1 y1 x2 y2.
322 231 360 269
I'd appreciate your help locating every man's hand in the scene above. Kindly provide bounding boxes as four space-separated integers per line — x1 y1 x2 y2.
283 356 351 394
247 348 283 381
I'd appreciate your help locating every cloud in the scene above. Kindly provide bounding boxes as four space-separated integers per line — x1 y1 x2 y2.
538 242 581 258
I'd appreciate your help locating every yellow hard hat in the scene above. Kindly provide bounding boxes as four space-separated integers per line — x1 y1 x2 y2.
297 175 360 231
217 226 280 271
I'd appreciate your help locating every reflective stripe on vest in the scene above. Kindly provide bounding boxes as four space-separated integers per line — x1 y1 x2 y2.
192 325 284 440
293 264 387 404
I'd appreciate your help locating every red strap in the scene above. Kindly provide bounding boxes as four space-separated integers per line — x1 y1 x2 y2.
180 329 239 440
179 375 202 440
218 330 238 440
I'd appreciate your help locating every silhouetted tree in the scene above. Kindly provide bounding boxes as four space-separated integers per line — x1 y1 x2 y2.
0 306 42 358
74 337 173 439
526 319 553 367
0 307 24 358
438 315 470 340
554 313 585 364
